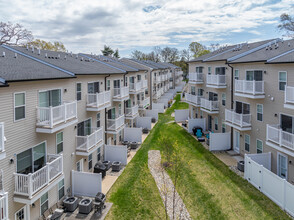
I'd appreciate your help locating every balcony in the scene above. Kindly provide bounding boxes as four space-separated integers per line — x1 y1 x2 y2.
142 80 148 89
285 86 294 109
125 105 139 119
189 73 204 84
225 109 251 131
14 154 63 199
138 97 150 109
106 115 125 133
266 124 294 151
0 192 8 220
184 93 202 107
206 75 226 88
177 71 183 76
130 80 147 94
200 98 219 114
113 87 129 101
87 91 111 111
153 88 164 100
235 80 265 99
162 75 168 81
36 101 78 133
76 127 104 156
155 76 162 84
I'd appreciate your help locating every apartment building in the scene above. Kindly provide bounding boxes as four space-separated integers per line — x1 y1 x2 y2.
186 38 294 183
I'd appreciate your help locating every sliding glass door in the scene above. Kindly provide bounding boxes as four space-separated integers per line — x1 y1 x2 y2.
39 89 61 107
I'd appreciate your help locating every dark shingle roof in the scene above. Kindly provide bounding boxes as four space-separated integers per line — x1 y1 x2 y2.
9 45 125 74
119 58 149 71
160 62 181 69
128 59 160 69
0 46 74 82
266 48 294 63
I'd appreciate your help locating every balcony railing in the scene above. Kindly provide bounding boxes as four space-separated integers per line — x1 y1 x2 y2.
184 93 202 106
267 124 294 150
155 76 162 83
225 109 251 128
87 91 111 110
177 71 183 76
206 75 226 87
200 98 219 112
235 80 264 95
14 154 63 198
285 86 294 105
113 87 129 100
0 123 4 153
130 82 142 93
142 80 148 89
189 73 204 83
138 97 150 108
154 88 164 99
126 105 139 118
107 115 125 131
0 192 8 220
76 127 103 152
37 101 77 128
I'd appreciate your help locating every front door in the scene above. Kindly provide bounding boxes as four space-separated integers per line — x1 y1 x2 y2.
278 153 288 179
234 131 240 153
76 159 83 172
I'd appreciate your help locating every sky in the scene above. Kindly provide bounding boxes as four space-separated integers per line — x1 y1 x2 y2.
0 0 293 57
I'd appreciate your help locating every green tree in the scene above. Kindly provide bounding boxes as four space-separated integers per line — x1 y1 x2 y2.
113 49 120 58
189 42 210 58
28 39 66 52
278 12 294 37
101 45 114 56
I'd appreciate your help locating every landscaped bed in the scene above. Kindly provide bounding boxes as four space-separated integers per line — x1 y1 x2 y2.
105 94 290 220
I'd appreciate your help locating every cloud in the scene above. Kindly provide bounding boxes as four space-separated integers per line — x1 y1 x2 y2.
0 0 292 56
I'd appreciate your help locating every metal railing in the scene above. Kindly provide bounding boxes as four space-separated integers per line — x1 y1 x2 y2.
107 115 125 131
285 86 294 104
138 97 150 108
184 93 202 106
189 73 204 83
87 91 111 109
125 105 139 117
267 124 294 150
113 87 129 99
225 109 251 128
206 75 226 86
14 154 63 198
235 80 264 95
76 127 103 152
200 98 219 111
0 192 8 220
37 101 77 128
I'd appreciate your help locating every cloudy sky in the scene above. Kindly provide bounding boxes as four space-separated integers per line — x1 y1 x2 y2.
0 0 293 57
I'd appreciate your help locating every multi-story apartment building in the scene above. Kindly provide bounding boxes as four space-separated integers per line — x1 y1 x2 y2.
0 44 180 220
186 38 294 184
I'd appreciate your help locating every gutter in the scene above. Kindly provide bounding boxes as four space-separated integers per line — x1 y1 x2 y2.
227 63 234 151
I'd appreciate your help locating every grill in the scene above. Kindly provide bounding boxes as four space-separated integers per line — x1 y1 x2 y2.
94 162 107 178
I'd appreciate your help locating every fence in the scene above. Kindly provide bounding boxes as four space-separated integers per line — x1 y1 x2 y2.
124 127 142 143
209 132 230 151
136 117 152 130
145 110 159 121
153 103 165 113
104 145 128 165
245 153 294 217
174 109 189 122
188 118 206 133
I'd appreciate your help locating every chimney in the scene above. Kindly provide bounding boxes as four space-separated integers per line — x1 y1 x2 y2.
45 53 48 58
14 53 17 58
38 49 41 55
58 54 61 59
2 52 5 57
64 55 67 60
32 46 34 53
26 45 29 50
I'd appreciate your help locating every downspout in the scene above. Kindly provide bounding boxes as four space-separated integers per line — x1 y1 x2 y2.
123 72 128 116
150 69 153 109
104 74 111 144
227 63 234 150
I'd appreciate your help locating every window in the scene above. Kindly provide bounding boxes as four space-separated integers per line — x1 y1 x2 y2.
77 118 92 136
198 88 204 96
40 192 48 215
15 207 25 220
222 121 226 133
256 140 263 153
88 82 99 93
245 134 250 152
200 110 203 118
222 93 226 106
214 117 218 130
107 80 111 91
114 134 117 145
39 89 61 107
88 154 92 170
195 108 198 118
14 92 25 121
76 160 83 172
208 67 211 74
257 104 263 121
215 67 225 75
96 113 101 128
278 153 288 179
191 86 196 95
234 69 239 80
76 83 82 101
119 104 122 115
97 147 101 161
196 66 203 73
58 179 64 200
137 75 141 81
56 132 63 154
279 71 287 91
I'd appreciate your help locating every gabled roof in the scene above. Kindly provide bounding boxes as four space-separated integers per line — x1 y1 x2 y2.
0 46 74 83
119 58 149 71
160 62 181 69
8 45 124 75
266 48 294 63
145 60 167 69
128 59 160 69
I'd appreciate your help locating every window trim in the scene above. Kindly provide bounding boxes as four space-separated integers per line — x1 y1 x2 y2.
56 132 63 154
256 104 263 122
88 153 93 170
76 82 82 101
15 206 26 220
222 93 226 106
234 69 239 80
214 117 218 130
278 71 287 91
256 139 263 154
245 134 250 152
14 92 26 122
58 178 65 200
40 192 49 216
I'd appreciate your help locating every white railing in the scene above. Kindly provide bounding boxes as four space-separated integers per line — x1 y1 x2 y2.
130 82 142 92
113 87 129 99
235 80 264 95
167 73 172 79
177 71 183 76
138 97 150 108
267 124 294 150
14 154 63 198
126 105 139 117
154 88 164 99
285 86 294 104
87 91 111 109
76 127 103 152
162 75 168 81
189 73 204 83
0 123 4 153
206 75 226 86
225 109 251 128
0 192 8 220
184 93 202 106
107 115 125 131
37 101 77 128
200 98 219 111
155 76 162 83
142 80 148 89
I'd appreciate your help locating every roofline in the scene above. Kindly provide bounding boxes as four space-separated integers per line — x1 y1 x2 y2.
266 48 294 63
0 77 5 84
75 72 125 75
265 61 294 64
126 59 155 70
1 45 76 77
227 60 267 64
79 54 126 73
98 55 139 71
203 47 235 62
5 76 77 83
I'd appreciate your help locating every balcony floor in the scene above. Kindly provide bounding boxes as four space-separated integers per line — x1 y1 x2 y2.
106 124 125 134
206 84 227 89
235 92 265 99
284 103 294 110
113 95 129 102
200 107 219 114
36 118 78 134
86 102 111 111
225 121 251 131
76 140 104 156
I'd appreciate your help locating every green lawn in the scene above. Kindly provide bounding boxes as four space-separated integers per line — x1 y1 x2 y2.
106 94 290 220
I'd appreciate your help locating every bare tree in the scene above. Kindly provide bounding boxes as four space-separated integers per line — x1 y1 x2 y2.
180 49 191 61
161 47 179 62
278 12 294 37
131 50 144 60
0 22 33 45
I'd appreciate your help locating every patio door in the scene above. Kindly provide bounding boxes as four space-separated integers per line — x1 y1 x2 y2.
209 92 218 101
235 101 250 114
39 89 61 107
234 131 240 153
246 70 263 81
108 108 116 119
76 159 83 172
114 79 120 88
278 153 288 179
280 114 294 134
88 82 99 94
77 118 92 136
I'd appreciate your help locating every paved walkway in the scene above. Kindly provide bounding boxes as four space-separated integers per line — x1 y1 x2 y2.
148 150 191 220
